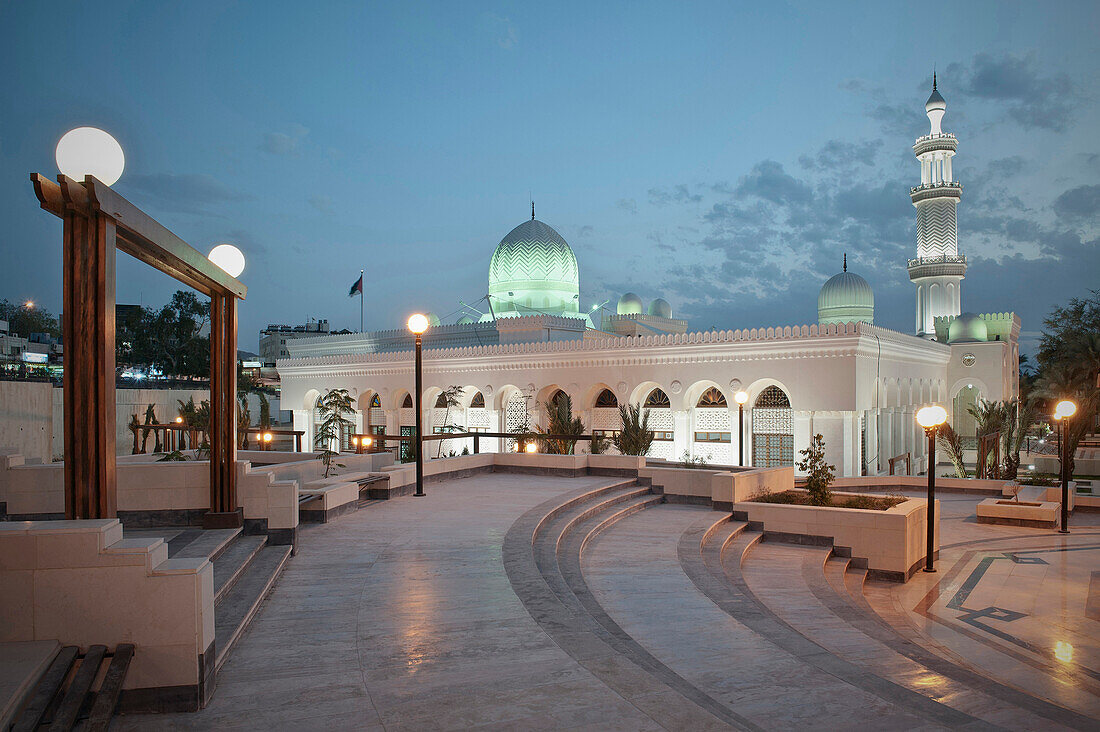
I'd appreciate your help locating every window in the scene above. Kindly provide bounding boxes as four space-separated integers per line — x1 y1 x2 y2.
470 392 485 408
644 389 670 408
468 426 488 433
694 432 731 443
370 394 381 408
652 430 674 441
593 429 620 438
402 394 413 409
696 387 727 407
435 393 447 408
549 389 568 409
595 389 618 408
752 386 793 467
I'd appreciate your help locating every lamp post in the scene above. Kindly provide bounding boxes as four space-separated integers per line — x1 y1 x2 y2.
262 432 273 451
1054 399 1077 534
735 390 749 466
916 405 947 573
407 313 430 497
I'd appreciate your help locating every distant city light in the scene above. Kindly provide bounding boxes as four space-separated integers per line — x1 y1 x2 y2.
55 127 125 186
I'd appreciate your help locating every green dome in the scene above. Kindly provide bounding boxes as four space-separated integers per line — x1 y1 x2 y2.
488 219 580 317
818 270 874 325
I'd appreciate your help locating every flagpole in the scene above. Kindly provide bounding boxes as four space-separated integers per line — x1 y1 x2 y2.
360 269 364 333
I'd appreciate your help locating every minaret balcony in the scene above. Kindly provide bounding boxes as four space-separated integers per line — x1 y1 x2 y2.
913 134 958 156
907 255 967 280
910 182 962 203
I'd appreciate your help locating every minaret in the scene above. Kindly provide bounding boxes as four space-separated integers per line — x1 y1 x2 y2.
909 74 966 338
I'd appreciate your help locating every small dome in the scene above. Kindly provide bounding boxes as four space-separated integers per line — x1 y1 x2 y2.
948 313 987 343
456 315 474 325
818 267 874 326
925 87 946 113
617 292 643 315
425 312 442 327
647 298 673 318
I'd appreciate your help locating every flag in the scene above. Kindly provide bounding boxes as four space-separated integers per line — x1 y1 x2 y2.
348 274 363 297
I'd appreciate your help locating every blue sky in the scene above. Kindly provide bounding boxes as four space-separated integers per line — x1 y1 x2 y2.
1 1 1097 355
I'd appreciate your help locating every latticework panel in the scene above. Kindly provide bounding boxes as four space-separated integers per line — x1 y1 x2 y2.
467 408 490 429
694 407 731 431
647 408 674 430
505 394 528 451
591 407 621 431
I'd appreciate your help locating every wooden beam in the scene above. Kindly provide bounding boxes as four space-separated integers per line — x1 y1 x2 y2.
30 174 246 299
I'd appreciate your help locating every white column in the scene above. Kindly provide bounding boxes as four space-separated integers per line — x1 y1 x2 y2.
673 410 690 460
944 155 953 182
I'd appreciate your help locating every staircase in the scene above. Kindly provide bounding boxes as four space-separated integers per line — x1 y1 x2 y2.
169 528 292 671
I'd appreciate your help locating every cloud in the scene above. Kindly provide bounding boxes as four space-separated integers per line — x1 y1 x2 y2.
947 52 1077 131
733 160 812 206
1052 184 1100 221
483 13 518 50
799 139 881 172
260 124 310 155
121 173 252 215
616 198 637 214
308 195 334 214
577 225 594 237
648 184 702 206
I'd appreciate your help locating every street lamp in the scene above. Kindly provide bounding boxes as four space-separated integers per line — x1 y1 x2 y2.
916 405 948 573
407 313 430 497
735 390 749 466
262 432 273 451
1053 399 1077 534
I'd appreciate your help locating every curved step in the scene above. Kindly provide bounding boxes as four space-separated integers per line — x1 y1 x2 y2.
504 483 750 730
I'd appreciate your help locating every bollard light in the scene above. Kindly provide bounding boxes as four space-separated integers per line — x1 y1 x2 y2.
175 416 183 424
525 442 538 453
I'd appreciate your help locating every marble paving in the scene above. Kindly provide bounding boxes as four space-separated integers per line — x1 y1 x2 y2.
111 476 1099 731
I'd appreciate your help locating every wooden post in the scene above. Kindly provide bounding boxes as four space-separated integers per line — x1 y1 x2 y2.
205 293 241 527
61 193 117 519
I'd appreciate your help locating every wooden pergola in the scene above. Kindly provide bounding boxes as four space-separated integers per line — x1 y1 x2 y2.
31 174 247 527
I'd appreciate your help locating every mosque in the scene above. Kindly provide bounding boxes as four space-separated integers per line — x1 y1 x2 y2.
276 79 1020 475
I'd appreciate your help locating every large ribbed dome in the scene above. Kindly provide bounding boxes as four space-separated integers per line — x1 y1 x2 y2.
818 267 874 326
488 218 580 317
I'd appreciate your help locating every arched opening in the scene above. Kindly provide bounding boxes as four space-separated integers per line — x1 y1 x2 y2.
504 390 530 451
693 387 731 463
952 384 980 439
591 388 621 450
643 387 674 459
398 392 415 462
365 393 384 438
752 386 793 467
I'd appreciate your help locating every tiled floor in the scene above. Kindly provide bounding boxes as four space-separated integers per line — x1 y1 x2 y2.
113 477 1100 730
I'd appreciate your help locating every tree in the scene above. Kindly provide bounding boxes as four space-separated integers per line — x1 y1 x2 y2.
937 423 968 479
613 403 654 457
119 291 211 378
535 393 585 454
434 386 465 457
968 398 1007 479
1001 399 1037 480
797 433 835 506
314 388 355 477
0 300 60 338
258 393 271 429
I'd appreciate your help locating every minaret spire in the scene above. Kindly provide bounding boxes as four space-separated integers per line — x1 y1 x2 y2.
843 253 847 272
531 200 535 220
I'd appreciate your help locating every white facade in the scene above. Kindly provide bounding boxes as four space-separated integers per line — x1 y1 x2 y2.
275 77 1021 475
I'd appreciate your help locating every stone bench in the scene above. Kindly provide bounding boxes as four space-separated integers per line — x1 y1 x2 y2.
975 498 1059 528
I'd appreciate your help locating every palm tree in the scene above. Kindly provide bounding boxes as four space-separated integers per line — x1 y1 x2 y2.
613 403 654 457
937 423 967 479
968 398 1007 478
535 393 585 454
1033 362 1099 478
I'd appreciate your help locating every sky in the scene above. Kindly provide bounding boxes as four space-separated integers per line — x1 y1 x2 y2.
1 0 1097 356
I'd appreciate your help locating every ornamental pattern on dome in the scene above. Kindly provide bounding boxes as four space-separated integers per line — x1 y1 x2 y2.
489 220 579 288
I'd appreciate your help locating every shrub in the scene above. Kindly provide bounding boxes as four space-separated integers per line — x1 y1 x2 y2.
535 393 585 454
797 433 835 507
314 388 355 477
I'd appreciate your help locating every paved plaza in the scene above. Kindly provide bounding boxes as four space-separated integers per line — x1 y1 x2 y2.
114 474 1100 730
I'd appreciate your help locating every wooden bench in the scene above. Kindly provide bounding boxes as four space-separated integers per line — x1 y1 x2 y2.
12 643 134 731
